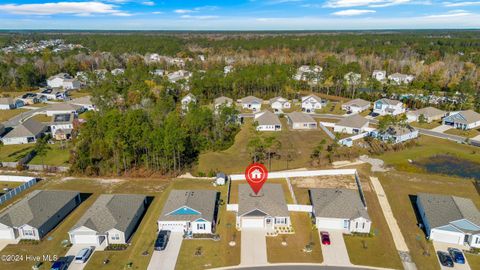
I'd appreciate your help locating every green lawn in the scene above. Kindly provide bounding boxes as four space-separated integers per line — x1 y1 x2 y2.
444 127 480 138
69 90 91 99
30 114 52 123
409 121 442 130
316 102 345 115
29 143 71 166
196 118 332 174
0 144 33 162
0 109 29 122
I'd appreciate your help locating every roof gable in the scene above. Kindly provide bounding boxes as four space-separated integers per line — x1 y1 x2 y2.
168 206 201 216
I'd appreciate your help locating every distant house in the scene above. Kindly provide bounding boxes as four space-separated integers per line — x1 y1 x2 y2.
406 107 446 123
341 98 371 114
294 65 322 84
69 96 96 111
239 96 263 112
236 184 290 230
111 68 125 76
254 111 282 131
47 73 80 90
181 93 197 111
286 112 317 130
344 72 361 85
19 93 42 105
388 73 414 85
1 118 46 145
334 114 369 134
50 113 76 141
269 97 291 112
158 190 218 235
69 194 147 246
371 125 418 144
310 188 371 234
224 65 234 75
168 70 192 83
416 193 480 248
373 98 405 116
0 98 16 110
151 69 165 76
44 103 83 117
214 96 233 110
442 110 480 130
0 190 81 240
372 70 386 81
301 94 323 113
39 88 69 101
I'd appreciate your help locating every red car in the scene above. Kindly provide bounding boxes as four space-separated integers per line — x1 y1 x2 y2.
320 231 331 245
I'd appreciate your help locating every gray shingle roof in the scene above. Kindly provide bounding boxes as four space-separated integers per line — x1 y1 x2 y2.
255 111 281 126
72 194 146 233
0 97 14 105
310 188 370 220
408 107 445 118
377 98 402 106
214 96 233 106
446 110 480 125
3 118 46 139
159 190 218 222
269 97 288 104
240 96 262 104
0 190 79 229
45 103 82 112
286 112 316 124
302 94 322 103
417 193 480 230
336 114 369 129
238 184 289 217
343 98 370 108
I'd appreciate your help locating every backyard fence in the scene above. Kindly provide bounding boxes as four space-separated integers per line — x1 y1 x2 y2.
226 204 238 212
0 176 37 205
287 204 313 212
230 168 357 181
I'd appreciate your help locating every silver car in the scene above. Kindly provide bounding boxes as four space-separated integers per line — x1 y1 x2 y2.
74 247 93 264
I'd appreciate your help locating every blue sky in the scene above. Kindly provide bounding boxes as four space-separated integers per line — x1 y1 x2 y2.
0 1 479 30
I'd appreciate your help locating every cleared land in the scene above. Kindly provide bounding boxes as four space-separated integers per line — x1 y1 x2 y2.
228 178 293 204
291 174 357 205
29 143 71 166
30 114 51 123
409 120 442 130
0 144 33 162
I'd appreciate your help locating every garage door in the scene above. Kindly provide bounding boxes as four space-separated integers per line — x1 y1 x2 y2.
72 234 99 245
241 218 264 228
158 222 186 232
0 228 14 239
431 231 462 245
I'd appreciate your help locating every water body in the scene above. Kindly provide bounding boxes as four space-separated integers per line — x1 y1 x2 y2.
415 155 480 180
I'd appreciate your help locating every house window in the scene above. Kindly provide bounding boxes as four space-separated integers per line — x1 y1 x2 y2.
111 234 120 240
275 218 286 224
475 237 480 244
362 223 365 229
23 230 34 236
343 220 349 229
197 223 206 230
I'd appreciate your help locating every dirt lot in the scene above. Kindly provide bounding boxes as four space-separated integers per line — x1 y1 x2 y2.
291 175 357 189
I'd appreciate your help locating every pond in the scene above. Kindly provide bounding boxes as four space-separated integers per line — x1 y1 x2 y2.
414 155 480 180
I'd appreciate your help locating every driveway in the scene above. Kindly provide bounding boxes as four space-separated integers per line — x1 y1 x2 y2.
241 229 267 266
430 125 453 133
433 241 471 270
147 231 183 270
0 239 19 252
65 244 100 270
318 230 351 266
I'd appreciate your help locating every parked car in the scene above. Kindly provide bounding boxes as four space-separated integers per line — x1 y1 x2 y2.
320 231 331 245
74 247 93 263
154 230 171 251
50 257 70 270
448 248 465 264
437 251 454 267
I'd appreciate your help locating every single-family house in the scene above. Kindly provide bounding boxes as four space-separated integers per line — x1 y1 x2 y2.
44 103 83 117
167 70 192 83
254 111 282 131
442 110 480 130
111 68 125 76
239 96 263 112
341 98 371 114
371 125 418 144
373 98 405 116
293 65 322 84
286 112 317 130
334 114 369 134
19 93 41 105
151 69 165 76
269 97 291 112
344 72 361 85
50 113 76 140
0 98 16 110
301 94 323 113
69 96 96 111
236 184 290 230
181 94 197 111
39 88 69 100
388 73 415 85
310 188 371 233
214 96 233 110
416 193 480 248
372 70 386 81
0 190 81 240
157 190 218 236
406 107 446 123
1 118 46 145
69 194 147 246
47 73 80 90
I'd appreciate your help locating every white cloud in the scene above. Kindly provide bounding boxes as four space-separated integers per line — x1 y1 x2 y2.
324 0 411 8
424 10 472 18
142 1 155 6
174 9 194 14
332 9 376 15
0 2 129 16
173 6 218 14
180 15 219 20
152 11 163 14
443 1 480 6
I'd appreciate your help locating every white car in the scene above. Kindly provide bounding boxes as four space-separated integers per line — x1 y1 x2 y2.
74 247 93 264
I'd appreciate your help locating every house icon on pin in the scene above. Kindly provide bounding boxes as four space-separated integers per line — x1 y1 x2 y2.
251 169 262 179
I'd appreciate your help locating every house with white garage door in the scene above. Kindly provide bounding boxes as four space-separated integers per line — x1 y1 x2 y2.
416 193 480 248
0 190 81 240
157 190 218 236
310 188 371 233
69 194 147 246
236 184 290 231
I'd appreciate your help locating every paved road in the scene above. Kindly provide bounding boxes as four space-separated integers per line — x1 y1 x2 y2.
219 265 388 270
416 128 467 143
147 232 183 270
3 107 45 127
319 230 351 266
241 229 268 266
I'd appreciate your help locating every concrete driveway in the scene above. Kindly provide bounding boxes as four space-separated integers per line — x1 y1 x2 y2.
241 229 267 266
0 239 19 252
147 231 183 270
65 244 98 270
430 125 453 133
433 241 471 270
318 230 351 266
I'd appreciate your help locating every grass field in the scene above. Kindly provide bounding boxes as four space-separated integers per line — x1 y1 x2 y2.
444 127 480 138
0 144 33 162
316 102 344 115
196 118 332 174
0 108 29 122
409 121 442 130
266 212 323 263
30 114 52 123
29 143 72 166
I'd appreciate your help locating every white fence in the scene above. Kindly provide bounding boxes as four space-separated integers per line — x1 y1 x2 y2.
230 168 357 181
319 122 335 128
287 204 313 212
0 178 37 205
338 132 370 146
0 175 36 182
226 204 238 212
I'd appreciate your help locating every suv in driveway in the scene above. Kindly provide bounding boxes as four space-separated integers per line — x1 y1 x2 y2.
50 257 71 270
448 248 465 264
437 251 454 267
154 230 171 251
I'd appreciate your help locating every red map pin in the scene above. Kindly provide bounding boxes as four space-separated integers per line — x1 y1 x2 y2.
245 163 268 195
